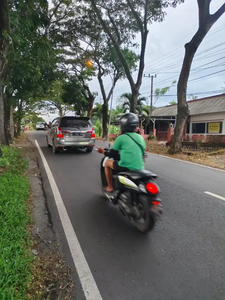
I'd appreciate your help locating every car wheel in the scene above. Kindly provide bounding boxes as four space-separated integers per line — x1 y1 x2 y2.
52 140 60 154
86 147 93 153
46 137 51 148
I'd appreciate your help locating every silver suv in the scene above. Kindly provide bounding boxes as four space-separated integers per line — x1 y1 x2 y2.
46 116 95 154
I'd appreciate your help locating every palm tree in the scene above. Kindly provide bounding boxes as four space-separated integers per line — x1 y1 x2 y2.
120 93 147 115
92 102 102 120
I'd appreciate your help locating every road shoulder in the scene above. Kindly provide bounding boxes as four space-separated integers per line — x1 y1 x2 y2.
16 133 74 299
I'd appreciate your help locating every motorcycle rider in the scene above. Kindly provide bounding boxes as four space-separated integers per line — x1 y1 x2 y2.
97 113 146 193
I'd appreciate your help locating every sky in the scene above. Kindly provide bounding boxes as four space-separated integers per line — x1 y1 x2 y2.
88 0 225 108
42 0 225 122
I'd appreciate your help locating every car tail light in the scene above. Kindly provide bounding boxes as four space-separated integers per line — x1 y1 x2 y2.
57 127 63 138
146 182 158 194
87 127 95 138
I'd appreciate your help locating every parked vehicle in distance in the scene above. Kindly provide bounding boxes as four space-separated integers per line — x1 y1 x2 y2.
46 116 95 154
36 122 46 130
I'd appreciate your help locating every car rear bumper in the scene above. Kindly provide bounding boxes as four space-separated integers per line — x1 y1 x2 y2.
56 138 95 148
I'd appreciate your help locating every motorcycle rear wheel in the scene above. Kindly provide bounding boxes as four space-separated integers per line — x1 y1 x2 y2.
133 196 155 233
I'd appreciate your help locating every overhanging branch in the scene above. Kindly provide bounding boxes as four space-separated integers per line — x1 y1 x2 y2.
89 0 135 88
211 3 225 23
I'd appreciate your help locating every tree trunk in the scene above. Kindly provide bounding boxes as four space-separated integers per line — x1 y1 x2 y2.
0 0 9 145
0 81 7 144
4 92 10 143
15 100 23 138
169 46 194 154
169 1 225 154
58 106 63 117
3 91 14 143
102 103 108 139
130 89 139 113
9 105 14 140
87 95 95 118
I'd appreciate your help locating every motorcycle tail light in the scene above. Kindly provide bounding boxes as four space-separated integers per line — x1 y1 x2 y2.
146 182 158 194
152 200 161 206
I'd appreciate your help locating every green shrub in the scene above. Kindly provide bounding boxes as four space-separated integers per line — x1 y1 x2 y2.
148 134 156 140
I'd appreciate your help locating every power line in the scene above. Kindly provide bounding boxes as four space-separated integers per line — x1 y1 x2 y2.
192 56 225 71
114 42 225 95
149 45 225 74
113 27 225 96
144 24 225 68
141 89 225 97
189 69 225 82
144 24 225 70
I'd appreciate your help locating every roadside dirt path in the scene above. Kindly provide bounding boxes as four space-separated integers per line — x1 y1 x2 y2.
13 134 74 300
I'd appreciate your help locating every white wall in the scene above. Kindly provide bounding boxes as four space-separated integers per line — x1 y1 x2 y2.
190 112 225 134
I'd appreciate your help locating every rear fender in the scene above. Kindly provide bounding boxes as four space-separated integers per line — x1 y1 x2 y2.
139 195 162 217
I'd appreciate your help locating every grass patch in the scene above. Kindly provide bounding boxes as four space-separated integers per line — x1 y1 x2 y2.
0 145 32 300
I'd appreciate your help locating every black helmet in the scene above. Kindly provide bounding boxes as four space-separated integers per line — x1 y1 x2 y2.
120 113 139 132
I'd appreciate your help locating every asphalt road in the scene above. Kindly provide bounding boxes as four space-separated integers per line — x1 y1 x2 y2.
30 131 225 300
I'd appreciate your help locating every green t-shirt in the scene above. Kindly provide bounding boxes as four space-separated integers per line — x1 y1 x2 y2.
112 133 146 170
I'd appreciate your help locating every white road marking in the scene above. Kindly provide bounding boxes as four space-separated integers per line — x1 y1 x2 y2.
204 191 225 202
35 140 102 300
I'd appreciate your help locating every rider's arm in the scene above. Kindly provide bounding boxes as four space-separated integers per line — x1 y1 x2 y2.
112 135 121 151
109 135 121 160
108 149 120 160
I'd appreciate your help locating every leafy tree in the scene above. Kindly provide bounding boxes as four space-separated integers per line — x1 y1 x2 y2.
95 46 138 138
2 0 57 138
188 95 198 100
110 105 124 122
154 80 176 107
22 112 45 129
0 0 9 145
37 80 73 117
61 76 89 116
169 100 176 105
92 102 103 121
86 0 183 113
48 1 97 118
170 0 225 153
53 1 139 137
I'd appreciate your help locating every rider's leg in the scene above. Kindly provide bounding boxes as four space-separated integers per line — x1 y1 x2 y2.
104 159 114 192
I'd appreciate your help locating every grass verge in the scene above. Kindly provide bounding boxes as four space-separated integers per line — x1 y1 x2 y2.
145 140 225 170
0 145 32 300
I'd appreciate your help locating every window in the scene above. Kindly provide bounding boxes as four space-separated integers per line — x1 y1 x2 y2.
51 119 59 127
186 122 190 134
192 123 206 134
192 121 223 134
60 117 91 128
207 122 222 133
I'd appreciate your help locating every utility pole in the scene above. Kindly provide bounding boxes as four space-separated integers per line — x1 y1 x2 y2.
107 89 114 141
144 74 157 116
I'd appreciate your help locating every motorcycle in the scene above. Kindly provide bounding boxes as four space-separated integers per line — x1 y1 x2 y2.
99 145 162 233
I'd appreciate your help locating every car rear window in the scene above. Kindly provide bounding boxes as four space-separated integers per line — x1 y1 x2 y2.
60 118 91 128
